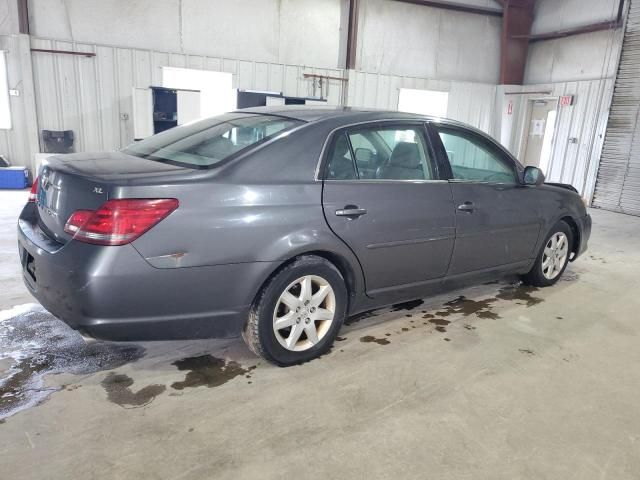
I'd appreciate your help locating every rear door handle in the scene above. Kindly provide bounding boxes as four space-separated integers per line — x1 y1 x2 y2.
457 201 475 213
335 206 367 217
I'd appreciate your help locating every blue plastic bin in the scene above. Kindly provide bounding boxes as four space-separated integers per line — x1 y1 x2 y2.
0 167 30 189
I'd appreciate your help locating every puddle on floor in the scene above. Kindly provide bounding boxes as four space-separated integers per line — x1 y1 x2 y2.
428 319 451 327
0 276 558 417
0 304 145 421
391 299 424 311
496 284 543 307
101 373 165 408
560 270 580 282
436 296 500 320
346 280 546 348
171 355 255 390
360 335 390 346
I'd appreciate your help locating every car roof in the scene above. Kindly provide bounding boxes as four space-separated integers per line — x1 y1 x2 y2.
235 105 435 123
235 105 524 170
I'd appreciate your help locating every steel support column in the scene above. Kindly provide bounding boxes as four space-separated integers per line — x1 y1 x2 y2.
346 0 359 69
17 0 29 34
500 0 535 85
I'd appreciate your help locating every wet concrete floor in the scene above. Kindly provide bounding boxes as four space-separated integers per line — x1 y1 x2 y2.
1 190 640 480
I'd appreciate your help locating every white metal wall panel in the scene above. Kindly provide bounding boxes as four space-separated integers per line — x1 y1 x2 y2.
346 70 497 136
20 35 614 189
593 0 640 215
29 37 345 153
448 82 497 137
509 78 614 200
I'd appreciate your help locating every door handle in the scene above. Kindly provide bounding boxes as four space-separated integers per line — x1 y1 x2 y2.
335 206 367 218
457 201 475 213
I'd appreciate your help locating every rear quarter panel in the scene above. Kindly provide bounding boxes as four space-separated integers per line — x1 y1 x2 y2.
125 123 366 303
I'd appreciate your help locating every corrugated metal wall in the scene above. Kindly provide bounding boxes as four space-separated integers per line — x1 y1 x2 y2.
28 38 500 159
593 0 640 215
511 79 615 200
346 70 497 135
29 37 347 154
4 35 615 200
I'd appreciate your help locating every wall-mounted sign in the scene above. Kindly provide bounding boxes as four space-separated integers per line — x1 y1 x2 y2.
560 95 574 107
531 119 545 137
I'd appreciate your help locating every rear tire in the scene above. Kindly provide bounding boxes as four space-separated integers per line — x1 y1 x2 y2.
521 220 573 287
243 255 348 366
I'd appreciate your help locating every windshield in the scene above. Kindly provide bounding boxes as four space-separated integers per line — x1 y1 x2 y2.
124 113 303 168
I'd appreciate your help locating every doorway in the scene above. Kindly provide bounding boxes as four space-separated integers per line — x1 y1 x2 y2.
522 99 558 173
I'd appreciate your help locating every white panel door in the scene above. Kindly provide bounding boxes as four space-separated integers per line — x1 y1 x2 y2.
177 90 201 125
132 88 153 140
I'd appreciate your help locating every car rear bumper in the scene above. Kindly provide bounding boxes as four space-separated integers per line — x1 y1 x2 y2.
17 213 279 341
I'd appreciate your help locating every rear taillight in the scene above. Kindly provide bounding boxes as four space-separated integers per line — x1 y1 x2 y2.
64 198 179 246
28 176 39 202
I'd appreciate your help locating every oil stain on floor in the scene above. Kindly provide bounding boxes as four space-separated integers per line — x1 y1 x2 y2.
0 304 145 421
101 373 166 408
360 335 390 346
391 299 425 311
496 284 542 307
171 355 256 390
351 280 545 348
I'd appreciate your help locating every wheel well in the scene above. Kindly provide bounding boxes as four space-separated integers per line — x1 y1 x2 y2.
252 251 358 308
560 216 580 259
306 250 358 298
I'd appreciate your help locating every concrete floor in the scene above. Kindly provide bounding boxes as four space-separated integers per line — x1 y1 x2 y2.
1 189 639 479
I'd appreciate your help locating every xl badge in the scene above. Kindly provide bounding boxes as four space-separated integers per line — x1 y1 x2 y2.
93 187 103 194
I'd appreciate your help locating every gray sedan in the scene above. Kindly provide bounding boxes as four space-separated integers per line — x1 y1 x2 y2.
17 107 591 365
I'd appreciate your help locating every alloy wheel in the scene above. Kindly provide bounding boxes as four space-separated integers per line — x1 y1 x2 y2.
542 232 569 280
272 275 336 352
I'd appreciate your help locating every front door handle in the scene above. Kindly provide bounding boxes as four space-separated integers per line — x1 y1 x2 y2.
335 206 367 218
457 201 475 213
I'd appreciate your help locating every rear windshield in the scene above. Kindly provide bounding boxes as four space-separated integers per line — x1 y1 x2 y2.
124 113 303 168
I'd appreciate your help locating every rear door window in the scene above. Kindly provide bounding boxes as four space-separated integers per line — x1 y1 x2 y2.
124 113 302 169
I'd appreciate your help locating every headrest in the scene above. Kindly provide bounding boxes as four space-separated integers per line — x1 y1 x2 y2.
389 142 421 169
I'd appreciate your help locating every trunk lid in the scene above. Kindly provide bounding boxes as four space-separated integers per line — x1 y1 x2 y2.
35 152 191 244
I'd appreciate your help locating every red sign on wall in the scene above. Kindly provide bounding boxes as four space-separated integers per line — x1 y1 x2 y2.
560 95 574 107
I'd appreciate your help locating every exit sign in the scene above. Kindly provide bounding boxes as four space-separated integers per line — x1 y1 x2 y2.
560 95 574 107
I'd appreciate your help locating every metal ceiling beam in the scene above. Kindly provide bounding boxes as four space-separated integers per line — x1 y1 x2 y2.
516 0 625 42
389 0 503 17
499 0 535 85
522 20 622 42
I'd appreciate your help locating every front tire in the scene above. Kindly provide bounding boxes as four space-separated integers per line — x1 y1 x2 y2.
522 220 573 287
243 255 348 366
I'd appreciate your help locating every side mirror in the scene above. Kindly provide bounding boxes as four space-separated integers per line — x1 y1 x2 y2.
523 166 545 186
